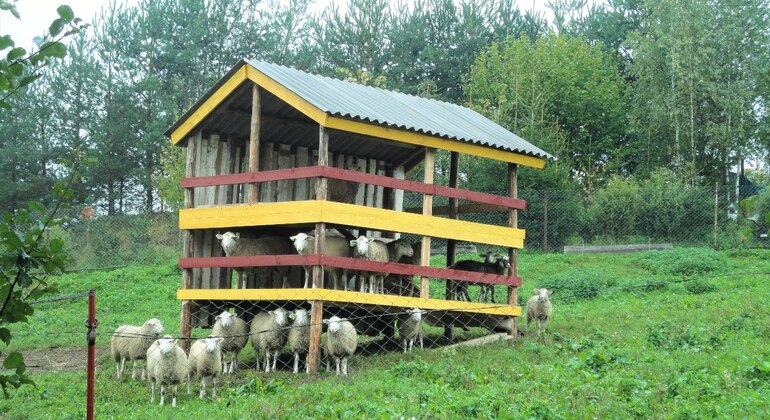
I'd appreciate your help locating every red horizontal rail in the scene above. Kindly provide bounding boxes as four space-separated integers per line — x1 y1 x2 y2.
181 165 527 211
178 254 521 287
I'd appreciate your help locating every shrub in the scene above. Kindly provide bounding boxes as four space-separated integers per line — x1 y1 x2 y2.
583 177 642 240
684 279 717 295
538 268 617 300
635 248 727 276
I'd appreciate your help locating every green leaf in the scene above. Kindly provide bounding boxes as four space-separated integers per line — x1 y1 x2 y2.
8 62 22 77
39 42 66 59
56 5 74 22
3 352 22 369
0 328 10 345
0 2 20 19
17 74 41 89
764 212 770 226
0 35 13 51
49 18 64 37
6 46 25 62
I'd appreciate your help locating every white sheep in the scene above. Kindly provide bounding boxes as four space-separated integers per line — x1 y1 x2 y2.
397 308 425 353
212 311 249 374
146 335 187 407
250 308 290 373
216 232 296 288
526 288 553 339
349 237 414 293
187 336 224 399
290 232 353 289
111 318 164 380
287 308 311 374
323 316 358 376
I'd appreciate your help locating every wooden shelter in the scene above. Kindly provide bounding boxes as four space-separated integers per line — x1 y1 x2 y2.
165 60 552 371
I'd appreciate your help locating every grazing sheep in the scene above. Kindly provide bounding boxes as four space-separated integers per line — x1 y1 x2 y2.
397 308 425 353
250 308 290 373
450 253 510 303
290 232 353 289
350 236 414 293
526 288 553 339
146 336 187 407
212 311 249 374
111 318 164 380
287 308 311 374
323 316 358 376
187 336 223 399
216 232 295 289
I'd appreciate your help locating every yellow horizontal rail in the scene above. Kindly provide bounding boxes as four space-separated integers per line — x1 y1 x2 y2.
179 201 525 248
177 288 521 317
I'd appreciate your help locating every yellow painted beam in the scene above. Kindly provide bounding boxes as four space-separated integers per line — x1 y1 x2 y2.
176 288 521 317
179 201 525 248
171 66 249 145
325 116 546 169
244 66 328 126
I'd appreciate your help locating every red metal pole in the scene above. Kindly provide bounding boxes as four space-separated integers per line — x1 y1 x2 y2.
86 289 96 420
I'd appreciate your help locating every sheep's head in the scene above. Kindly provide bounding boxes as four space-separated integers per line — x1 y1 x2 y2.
292 308 309 324
498 256 511 269
144 318 164 336
349 236 372 257
391 239 414 260
533 288 552 303
202 336 224 353
481 252 497 263
157 336 178 355
407 308 424 321
290 233 313 254
269 308 289 327
215 311 235 328
216 232 240 249
323 316 347 333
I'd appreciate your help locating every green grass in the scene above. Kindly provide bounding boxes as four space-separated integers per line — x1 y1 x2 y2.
1 249 770 418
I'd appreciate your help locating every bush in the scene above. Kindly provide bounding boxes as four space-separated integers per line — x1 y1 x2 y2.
635 248 727 276
684 279 717 295
538 268 617 299
583 177 642 240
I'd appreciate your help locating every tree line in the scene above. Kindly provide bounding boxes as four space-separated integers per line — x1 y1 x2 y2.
1 0 768 215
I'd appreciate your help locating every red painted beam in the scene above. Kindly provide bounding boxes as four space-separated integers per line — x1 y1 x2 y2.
178 254 521 287
181 165 527 211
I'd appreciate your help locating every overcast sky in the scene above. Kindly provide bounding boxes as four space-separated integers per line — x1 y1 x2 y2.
1 0 551 50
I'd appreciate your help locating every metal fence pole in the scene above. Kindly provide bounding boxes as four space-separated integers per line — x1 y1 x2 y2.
85 289 97 420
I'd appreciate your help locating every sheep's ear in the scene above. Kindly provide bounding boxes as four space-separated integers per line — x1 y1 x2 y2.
322 319 330 325
268 310 275 315
290 235 297 241
349 240 356 246
216 234 224 239
234 233 240 238
547 289 553 295
533 288 541 294
339 318 348 322
367 238 376 243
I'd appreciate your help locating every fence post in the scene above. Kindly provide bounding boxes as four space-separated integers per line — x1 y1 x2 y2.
85 289 97 420
543 193 549 252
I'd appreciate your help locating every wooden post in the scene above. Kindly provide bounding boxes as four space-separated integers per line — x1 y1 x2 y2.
420 148 436 299
247 84 261 203
507 163 519 337
307 126 328 374
444 152 460 339
180 135 196 350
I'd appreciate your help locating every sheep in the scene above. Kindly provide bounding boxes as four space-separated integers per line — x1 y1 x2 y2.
216 232 296 289
323 316 358 376
146 335 187 407
287 308 311 374
290 232 353 289
397 308 425 353
111 318 164 380
311 177 359 203
526 288 553 339
387 240 422 297
349 236 414 293
250 308 290 373
450 252 510 303
187 336 224 399
211 311 249 374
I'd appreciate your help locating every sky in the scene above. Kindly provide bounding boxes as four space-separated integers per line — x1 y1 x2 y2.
1 0 552 49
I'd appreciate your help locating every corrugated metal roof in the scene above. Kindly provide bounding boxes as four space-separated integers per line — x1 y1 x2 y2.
167 59 554 160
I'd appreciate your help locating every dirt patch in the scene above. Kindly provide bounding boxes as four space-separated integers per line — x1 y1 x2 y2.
22 346 107 374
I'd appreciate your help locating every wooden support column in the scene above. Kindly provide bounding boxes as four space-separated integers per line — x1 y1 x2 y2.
307 126 328 374
247 84 261 203
179 136 196 351
444 151 459 340
507 163 519 337
419 148 436 299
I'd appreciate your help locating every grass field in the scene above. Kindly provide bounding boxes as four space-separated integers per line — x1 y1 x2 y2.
1 248 769 418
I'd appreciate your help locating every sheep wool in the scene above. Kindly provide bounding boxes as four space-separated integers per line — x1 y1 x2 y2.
397 308 425 353
250 308 290 373
111 318 164 380
526 288 553 339
290 233 352 289
187 336 224 399
212 311 248 374
287 308 311 374
323 316 358 376
216 232 295 288
146 336 187 407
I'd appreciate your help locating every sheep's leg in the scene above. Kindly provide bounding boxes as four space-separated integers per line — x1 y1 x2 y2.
272 351 278 371
187 373 192 395
403 339 408 353
230 353 237 374
303 267 310 289
335 358 341 375
221 353 227 374
118 357 125 379
141 362 146 381
342 271 349 291
293 351 299 374
525 317 531 334
171 384 177 408
160 384 166 406
420 335 424 349
342 357 348 376
212 377 218 399
199 377 206 399
264 353 270 373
